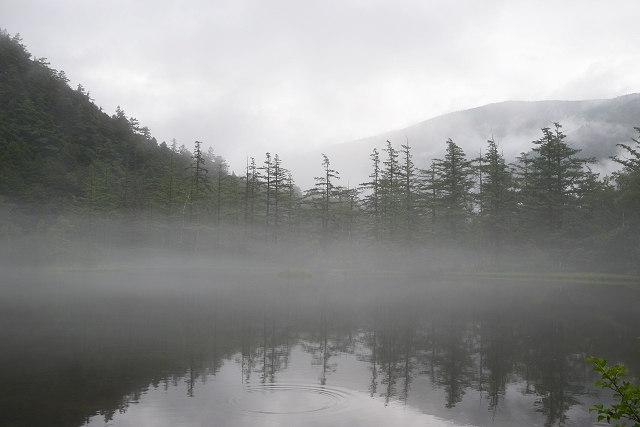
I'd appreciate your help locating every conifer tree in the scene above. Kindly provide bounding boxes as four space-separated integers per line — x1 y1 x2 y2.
221 172 244 229
261 153 273 230
382 140 401 240
335 185 360 241
611 127 640 172
186 140 211 223
522 123 594 234
307 154 340 235
611 127 640 227
477 138 515 264
432 139 474 240
361 148 383 242
400 140 417 242
214 162 227 228
245 157 260 229
419 161 440 228
272 154 285 235
159 141 180 244
283 171 300 239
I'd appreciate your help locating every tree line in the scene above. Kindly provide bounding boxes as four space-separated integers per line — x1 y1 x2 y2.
1 30 639 272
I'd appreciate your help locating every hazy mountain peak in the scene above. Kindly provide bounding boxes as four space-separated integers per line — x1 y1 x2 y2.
290 94 640 188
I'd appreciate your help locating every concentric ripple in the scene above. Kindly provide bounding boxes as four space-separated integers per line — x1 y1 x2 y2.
227 383 350 415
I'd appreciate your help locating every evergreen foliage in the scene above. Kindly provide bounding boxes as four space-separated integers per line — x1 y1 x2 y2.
476 137 515 265
2 30 640 271
431 139 474 240
521 123 595 234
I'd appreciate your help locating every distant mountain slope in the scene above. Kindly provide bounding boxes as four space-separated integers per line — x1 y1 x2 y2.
290 94 640 188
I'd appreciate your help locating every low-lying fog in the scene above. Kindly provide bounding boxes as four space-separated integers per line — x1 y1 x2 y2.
2 250 639 427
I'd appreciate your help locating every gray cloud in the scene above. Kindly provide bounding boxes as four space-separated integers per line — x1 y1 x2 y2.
3 0 640 176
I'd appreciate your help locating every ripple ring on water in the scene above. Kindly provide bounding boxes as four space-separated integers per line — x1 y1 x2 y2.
228 383 350 415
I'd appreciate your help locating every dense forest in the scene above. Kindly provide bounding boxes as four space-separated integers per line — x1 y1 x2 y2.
1 30 639 272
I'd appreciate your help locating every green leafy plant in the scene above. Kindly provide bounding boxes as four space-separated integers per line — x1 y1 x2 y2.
587 356 640 427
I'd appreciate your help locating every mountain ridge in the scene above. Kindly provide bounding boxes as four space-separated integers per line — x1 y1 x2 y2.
289 94 640 188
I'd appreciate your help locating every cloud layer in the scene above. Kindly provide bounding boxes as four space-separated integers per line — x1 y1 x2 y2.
3 0 640 174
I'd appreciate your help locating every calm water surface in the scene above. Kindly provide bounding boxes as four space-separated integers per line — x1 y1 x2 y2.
2 266 639 427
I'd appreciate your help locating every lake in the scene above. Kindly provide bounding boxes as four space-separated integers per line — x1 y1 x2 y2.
1 264 638 427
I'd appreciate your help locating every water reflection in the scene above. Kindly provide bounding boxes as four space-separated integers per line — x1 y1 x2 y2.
1 270 639 427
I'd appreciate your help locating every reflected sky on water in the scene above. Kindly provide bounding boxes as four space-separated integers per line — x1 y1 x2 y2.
1 267 638 427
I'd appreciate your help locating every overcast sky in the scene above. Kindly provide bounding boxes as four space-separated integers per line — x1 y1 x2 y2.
3 0 640 174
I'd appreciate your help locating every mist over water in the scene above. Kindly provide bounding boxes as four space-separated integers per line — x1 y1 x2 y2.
1 260 638 427
3 18 640 427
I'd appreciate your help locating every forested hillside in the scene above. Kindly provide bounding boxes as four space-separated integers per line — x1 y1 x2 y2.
0 31 194 223
1 30 639 273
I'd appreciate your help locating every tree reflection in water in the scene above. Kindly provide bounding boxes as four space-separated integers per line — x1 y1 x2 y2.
1 273 639 427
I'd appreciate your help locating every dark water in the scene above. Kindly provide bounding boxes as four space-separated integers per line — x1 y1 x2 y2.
1 266 639 427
